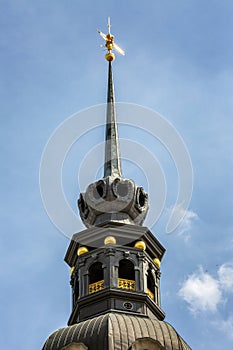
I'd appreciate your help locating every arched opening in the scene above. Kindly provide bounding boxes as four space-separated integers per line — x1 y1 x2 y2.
72 274 79 306
147 270 155 301
88 262 104 294
118 259 135 291
62 343 88 350
129 337 164 350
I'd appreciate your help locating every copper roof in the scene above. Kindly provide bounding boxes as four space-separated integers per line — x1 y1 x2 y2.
42 313 191 350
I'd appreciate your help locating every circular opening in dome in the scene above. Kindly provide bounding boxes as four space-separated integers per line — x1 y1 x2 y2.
79 195 85 212
123 301 133 310
139 189 145 207
93 183 104 199
117 182 128 197
97 184 104 197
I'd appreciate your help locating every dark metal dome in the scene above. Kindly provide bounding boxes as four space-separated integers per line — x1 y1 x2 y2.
42 313 191 350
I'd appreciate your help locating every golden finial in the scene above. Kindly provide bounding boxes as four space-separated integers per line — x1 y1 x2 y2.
104 236 117 245
98 17 125 61
134 240 146 250
153 258 161 268
77 246 89 256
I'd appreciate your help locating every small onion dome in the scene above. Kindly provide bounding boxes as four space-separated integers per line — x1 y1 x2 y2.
104 236 116 245
77 246 89 256
105 52 115 61
134 240 146 250
70 266 75 275
153 258 161 268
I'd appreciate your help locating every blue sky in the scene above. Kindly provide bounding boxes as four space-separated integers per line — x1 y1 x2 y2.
1 1 233 349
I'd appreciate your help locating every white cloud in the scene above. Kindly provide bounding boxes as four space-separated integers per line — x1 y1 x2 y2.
218 263 233 292
178 267 222 313
179 262 233 315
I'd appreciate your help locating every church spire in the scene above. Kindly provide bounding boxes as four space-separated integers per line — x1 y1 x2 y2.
98 17 125 178
104 61 122 177
42 20 192 350
78 19 148 228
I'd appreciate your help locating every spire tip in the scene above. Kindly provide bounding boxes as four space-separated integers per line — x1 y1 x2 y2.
97 19 125 60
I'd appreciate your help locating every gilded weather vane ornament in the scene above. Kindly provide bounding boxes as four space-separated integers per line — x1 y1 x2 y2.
98 17 125 61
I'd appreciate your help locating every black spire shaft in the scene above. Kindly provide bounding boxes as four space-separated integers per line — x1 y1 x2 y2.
104 61 122 178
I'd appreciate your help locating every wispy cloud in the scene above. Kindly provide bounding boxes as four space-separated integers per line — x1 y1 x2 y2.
216 316 233 341
177 209 198 238
166 206 198 241
217 263 233 292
